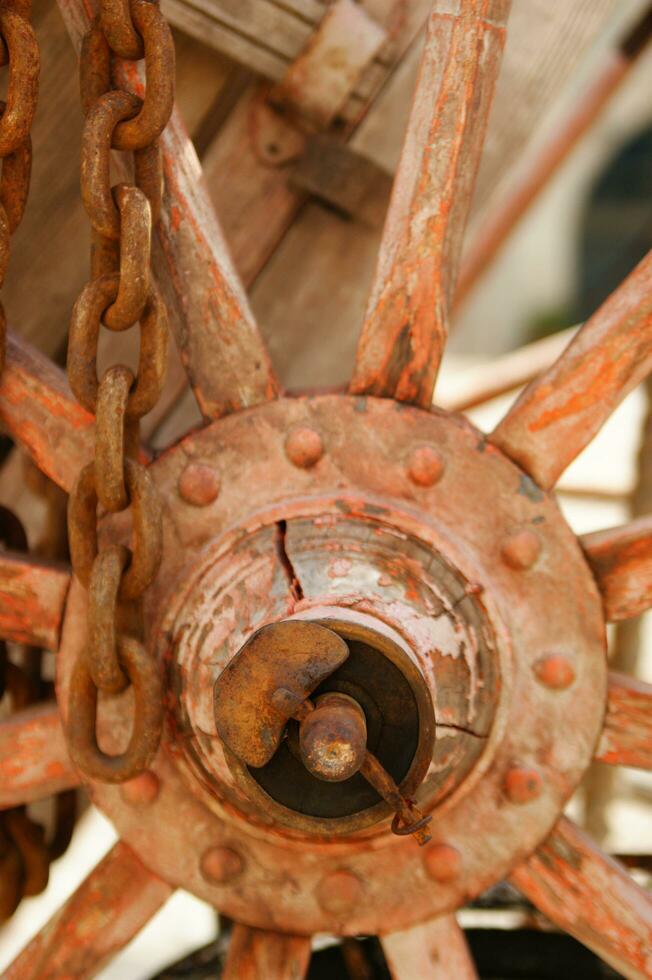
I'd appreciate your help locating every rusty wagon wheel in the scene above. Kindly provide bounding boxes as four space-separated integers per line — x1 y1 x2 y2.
1 0 652 977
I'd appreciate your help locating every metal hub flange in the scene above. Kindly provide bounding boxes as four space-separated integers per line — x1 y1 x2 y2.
56 395 607 936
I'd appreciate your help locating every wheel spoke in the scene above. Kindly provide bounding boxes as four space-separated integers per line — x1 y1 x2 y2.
56 0 281 420
594 671 652 771
4 841 172 979
582 517 652 622
0 332 93 492
0 552 70 650
350 0 510 408
382 914 478 979
491 249 652 489
0 703 79 808
510 816 652 979
223 923 312 979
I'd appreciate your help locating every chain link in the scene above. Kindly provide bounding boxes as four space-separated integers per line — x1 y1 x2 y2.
66 0 174 783
0 0 38 375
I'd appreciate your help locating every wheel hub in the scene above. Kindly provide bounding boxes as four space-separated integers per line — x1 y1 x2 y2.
57 394 607 935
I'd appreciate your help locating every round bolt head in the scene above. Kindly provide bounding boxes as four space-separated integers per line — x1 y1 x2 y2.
285 427 324 468
407 446 444 487
504 766 543 804
501 529 541 570
120 771 160 807
533 654 576 690
178 463 221 506
423 844 461 882
200 846 244 885
315 870 363 915
300 693 367 782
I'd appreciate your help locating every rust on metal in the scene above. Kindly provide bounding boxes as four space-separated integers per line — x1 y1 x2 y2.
299 692 367 783
0 702 79 809
223 923 312 980
213 620 350 768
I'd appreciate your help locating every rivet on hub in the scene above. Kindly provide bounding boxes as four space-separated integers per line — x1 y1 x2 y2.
501 529 541 570
285 426 324 468
178 463 221 506
504 766 543 804
533 654 576 690
407 445 444 487
120 771 160 807
315 870 363 915
423 843 461 882
200 846 244 885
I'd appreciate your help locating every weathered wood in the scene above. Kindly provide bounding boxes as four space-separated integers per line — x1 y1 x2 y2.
223 924 312 980
0 552 70 650
0 332 94 493
0 703 80 808
382 915 478 979
57 0 281 421
582 516 652 622
437 326 577 413
491 249 652 490
273 0 386 128
349 0 511 408
5 842 173 979
595 671 652 771
510 817 652 979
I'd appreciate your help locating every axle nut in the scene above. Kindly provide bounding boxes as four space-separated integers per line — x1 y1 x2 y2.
300 693 367 782
285 427 324 468
407 446 444 487
504 766 543 804
200 846 244 884
533 654 575 690
423 844 461 882
178 463 221 506
501 529 541 570
120 771 160 807
315 870 363 915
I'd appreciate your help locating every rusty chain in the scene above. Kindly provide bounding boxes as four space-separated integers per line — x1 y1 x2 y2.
0 0 38 375
0 504 77 922
66 0 174 783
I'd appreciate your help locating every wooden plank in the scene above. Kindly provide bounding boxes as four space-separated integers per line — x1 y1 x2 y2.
350 0 511 408
0 703 80 808
5 842 172 979
582 516 652 622
510 817 652 980
595 671 652 771
0 552 70 650
0 332 94 493
382 915 478 979
491 249 652 490
223 924 312 980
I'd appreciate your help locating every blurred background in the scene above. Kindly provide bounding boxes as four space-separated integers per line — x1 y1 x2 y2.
1 1 652 976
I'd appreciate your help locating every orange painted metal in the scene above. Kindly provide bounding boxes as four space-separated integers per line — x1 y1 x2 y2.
350 0 511 408
582 516 652 622
223 923 312 980
5 841 172 979
0 551 70 649
0 703 79 808
595 671 652 771
0 332 93 492
510 816 652 980
382 914 478 979
491 249 652 489
56 0 281 421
